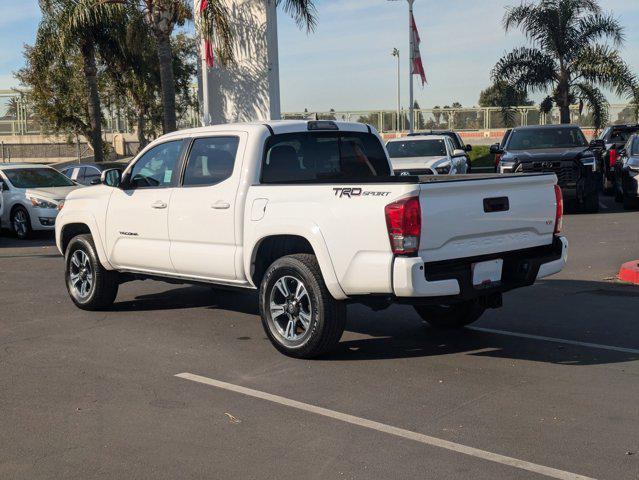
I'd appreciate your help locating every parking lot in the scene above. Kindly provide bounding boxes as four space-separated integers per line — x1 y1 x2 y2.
1 196 638 480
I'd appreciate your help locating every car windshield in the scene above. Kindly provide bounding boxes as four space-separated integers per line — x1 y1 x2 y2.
610 129 639 144
387 139 447 158
4 168 75 188
507 128 587 150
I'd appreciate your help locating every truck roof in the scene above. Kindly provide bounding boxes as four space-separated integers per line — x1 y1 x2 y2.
387 135 448 143
0 163 50 171
511 124 582 131
162 120 372 140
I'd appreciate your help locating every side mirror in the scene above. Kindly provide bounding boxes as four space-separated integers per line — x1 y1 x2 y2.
452 149 466 158
465 144 473 152
589 139 605 149
489 143 503 155
101 168 122 187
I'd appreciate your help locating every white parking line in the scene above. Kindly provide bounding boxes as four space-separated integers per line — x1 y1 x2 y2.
469 327 639 355
176 372 596 480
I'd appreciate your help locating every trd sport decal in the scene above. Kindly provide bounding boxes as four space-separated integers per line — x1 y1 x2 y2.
333 188 391 198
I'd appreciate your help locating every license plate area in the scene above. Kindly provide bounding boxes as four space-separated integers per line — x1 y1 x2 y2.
472 259 503 288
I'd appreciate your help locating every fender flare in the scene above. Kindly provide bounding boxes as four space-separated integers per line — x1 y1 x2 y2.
56 212 114 270
245 223 347 300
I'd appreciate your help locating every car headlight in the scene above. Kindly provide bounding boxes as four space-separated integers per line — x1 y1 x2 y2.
581 156 597 172
435 163 451 175
29 197 58 209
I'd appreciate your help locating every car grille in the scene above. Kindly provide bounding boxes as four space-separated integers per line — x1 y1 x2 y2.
395 168 434 176
519 161 579 185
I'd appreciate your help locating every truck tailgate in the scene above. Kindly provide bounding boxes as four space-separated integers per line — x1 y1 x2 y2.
417 173 558 262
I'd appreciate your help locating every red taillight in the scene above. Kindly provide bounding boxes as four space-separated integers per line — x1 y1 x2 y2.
554 185 563 234
609 149 617 167
385 196 421 254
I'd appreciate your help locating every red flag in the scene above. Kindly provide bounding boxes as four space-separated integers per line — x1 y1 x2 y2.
410 12 427 86
200 0 215 67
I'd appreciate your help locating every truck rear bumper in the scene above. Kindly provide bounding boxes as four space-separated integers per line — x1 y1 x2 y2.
393 236 567 300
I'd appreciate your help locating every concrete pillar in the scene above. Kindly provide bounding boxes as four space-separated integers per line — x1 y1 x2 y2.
199 0 281 125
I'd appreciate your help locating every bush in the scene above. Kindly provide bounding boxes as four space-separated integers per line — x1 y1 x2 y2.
469 145 493 168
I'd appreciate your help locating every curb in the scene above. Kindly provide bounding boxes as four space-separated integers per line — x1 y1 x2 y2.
618 260 639 285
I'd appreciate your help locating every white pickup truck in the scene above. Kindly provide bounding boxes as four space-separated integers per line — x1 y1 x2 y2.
55 120 567 358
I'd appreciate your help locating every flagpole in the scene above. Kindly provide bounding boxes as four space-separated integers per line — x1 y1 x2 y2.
408 0 415 134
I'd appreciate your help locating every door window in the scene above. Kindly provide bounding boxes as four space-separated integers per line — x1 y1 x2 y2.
182 137 239 187
83 167 101 185
128 140 182 189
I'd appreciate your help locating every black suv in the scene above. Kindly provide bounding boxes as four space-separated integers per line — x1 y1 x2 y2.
594 124 639 195
490 125 601 212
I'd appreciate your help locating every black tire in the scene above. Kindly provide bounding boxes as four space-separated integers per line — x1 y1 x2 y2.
11 206 32 239
65 234 119 310
582 192 600 213
622 192 639 210
259 254 346 358
414 300 485 329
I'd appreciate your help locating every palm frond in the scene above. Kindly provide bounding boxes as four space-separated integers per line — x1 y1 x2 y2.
197 0 235 67
572 44 638 98
492 47 557 93
573 82 609 131
575 12 624 49
276 0 317 33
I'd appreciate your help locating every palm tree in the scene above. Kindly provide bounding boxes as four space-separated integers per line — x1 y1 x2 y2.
38 0 125 161
115 0 316 134
492 0 637 129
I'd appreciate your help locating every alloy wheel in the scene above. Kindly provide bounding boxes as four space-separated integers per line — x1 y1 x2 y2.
69 250 94 300
13 210 28 238
268 275 313 344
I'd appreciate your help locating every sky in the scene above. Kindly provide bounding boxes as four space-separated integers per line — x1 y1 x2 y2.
0 0 638 112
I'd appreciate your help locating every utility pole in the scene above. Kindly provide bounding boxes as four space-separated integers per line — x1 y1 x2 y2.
408 0 415 134
392 48 400 133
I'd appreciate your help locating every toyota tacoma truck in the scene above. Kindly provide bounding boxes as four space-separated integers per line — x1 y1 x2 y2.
55 120 568 358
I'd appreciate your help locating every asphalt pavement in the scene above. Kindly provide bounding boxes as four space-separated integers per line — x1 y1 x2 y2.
1 196 638 480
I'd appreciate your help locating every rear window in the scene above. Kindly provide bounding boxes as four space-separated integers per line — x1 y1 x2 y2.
261 132 390 183
507 128 587 150
387 139 447 158
610 128 639 144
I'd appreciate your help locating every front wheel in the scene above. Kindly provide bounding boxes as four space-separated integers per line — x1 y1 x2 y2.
11 206 32 239
414 300 485 329
65 234 119 310
259 254 346 358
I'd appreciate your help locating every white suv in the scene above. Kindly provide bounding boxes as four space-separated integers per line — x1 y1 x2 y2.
0 164 82 239
386 135 469 176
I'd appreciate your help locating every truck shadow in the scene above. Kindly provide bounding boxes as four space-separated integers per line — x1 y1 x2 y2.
328 278 639 365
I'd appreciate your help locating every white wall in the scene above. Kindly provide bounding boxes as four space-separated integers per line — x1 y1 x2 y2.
200 0 281 125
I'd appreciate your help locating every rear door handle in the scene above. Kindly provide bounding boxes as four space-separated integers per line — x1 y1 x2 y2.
151 201 167 209
211 201 230 210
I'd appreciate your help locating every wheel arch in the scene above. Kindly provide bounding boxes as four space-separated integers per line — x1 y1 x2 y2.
57 215 114 270
247 232 346 300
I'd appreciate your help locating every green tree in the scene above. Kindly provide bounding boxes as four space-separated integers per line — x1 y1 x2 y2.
479 80 533 127
492 0 637 129
37 0 126 161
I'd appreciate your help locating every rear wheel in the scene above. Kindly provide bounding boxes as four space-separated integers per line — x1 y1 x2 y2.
622 191 639 210
414 300 485 329
259 254 346 358
582 192 600 213
65 234 119 310
11 206 31 239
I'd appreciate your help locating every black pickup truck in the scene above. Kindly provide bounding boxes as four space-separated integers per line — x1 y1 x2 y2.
595 124 639 195
490 124 601 212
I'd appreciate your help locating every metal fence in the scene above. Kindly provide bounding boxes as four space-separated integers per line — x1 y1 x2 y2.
1 90 637 135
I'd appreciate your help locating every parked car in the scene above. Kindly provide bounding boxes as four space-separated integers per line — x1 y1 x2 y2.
493 128 513 172
594 124 639 195
612 133 639 209
407 130 473 172
58 162 127 186
0 164 83 239
386 135 470 175
56 120 567 358
490 124 600 212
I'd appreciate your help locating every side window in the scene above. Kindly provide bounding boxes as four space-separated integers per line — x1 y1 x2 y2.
83 167 101 185
183 137 239 187
128 140 182 189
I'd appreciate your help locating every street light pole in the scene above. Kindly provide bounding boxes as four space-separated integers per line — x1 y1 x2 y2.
392 48 400 133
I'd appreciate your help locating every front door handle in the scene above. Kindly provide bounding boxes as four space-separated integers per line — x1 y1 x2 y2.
151 201 167 209
211 201 230 210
